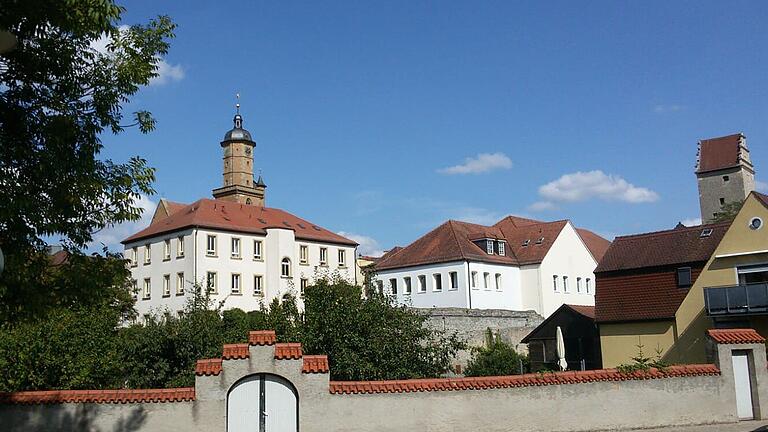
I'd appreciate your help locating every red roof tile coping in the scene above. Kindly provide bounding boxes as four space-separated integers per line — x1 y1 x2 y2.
707 328 766 345
328 364 720 394
249 330 277 346
0 387 195 405
222 343 250 360
275 343 303 360
195 358 223 376
302 355 330 374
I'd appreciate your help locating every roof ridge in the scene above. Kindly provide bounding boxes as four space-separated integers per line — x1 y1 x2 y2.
613 221 731 240
446 220 469 260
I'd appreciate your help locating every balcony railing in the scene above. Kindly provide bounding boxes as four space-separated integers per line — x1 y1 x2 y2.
704 283 768 316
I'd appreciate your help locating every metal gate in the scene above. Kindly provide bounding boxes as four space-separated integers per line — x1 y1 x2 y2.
227 374 299 432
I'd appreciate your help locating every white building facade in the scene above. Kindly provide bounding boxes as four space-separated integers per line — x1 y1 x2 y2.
122 110 357 319
374 218 608 318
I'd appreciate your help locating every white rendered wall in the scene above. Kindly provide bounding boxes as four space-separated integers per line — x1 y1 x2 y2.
376 261 520 310
125 227 356 318
536 222 597 317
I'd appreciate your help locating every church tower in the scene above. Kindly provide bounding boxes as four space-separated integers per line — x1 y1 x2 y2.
211 103 266 206
696 133 755 223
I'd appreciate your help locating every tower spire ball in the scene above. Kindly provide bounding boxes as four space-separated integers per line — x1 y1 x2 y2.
235 92 240 114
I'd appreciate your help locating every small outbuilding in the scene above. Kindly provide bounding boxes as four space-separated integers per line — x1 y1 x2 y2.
521 304 601 371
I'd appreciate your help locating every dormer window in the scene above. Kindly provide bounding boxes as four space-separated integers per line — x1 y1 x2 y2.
535 237 544 245
486 239 494 255
522 239 530 247
498 241 506 256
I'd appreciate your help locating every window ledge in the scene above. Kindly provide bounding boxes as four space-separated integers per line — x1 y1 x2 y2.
281 275 292 279
299 261 309 266
448 288 459 291
176 292 184 296
417 291 426 294
176 255 185 259
318 263 328 267
339 265 347 269
130 264 138 268
206 254 218 258
162 294 170 298
253 257 264 262
144 261 151 265
253 293 264 297
230 292 242 296
163 258 171 262
142 297 151 301
230 256 242 260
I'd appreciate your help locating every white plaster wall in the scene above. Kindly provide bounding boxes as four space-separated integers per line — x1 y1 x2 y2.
126 227 356 317
519 264 543 313
537 222 597 317
376 261 519 310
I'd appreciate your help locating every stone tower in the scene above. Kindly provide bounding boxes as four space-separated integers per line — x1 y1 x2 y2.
211 105 266 206
696 133 755 223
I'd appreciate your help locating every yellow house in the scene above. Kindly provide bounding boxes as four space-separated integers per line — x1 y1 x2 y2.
596 192 768 367
594 221 730 367
668 191 768 363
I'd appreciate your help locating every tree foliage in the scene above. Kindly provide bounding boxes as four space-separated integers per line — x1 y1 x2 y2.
0 0 175 321
710 199 745 223
464 328 529 377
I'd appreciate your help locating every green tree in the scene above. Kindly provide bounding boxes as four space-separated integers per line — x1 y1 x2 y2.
0 0 176 321
464 328 529 377
711 199 744 223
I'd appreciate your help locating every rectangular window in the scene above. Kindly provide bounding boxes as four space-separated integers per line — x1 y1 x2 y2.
163 239 171 260
677 267 692 287
449 271 458 290
433 274 442 291
471 271 478 289
338 249 346 267
376 280 384 294
231 237 241 258
404 277 412 295
299 245 308 264
163 274 170 297
319 247 328 265
563 276 569 293
300 278 308 297
577 277 582 293
131 279 138 298
495 273 502 291
498 241 506 256
253 275 263 296
418 275 427 293
206 271 217 294
389 278 398 294
486 239 494 254
143 278 151 299
253 240 263 260
144 244 151 264
231 273 241 294
483 272 490 290
131 247 138 266
206 235 217 256
738 265 768 285
553 275 559 292
176 272 184 295
177 236 185 257
586 278 591 294
723 175 730 182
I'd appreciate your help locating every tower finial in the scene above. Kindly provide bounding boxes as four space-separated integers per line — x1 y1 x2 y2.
235 92 240 114
233 93 243 129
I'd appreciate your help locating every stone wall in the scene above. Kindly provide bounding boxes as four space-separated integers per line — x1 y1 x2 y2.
2 329 766 432
419 307 543 367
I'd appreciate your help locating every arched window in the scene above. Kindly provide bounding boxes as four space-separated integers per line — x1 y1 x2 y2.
245 198 252 205
281 258 291 277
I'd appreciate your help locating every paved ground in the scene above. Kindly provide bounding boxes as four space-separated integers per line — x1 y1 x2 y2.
623 421 768 432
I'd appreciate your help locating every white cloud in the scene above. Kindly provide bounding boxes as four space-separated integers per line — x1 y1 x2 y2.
538 170 659 203
681 217 702 227
449 207 503 226
337 232 384 257
756 180 768 193
90 194 157 251
527 201 558 212
90 26 184 86
653 104 685 113
438 153 512 175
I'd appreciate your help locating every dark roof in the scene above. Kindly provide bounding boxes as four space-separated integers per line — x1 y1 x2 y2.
755 191 768 209
521 304 596 343
595 267 703 323
696 133 743 174
594 221 730 273
122 198 357 246
375 221 518 270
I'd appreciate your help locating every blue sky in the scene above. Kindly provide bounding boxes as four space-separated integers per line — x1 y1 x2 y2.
95 1 768 255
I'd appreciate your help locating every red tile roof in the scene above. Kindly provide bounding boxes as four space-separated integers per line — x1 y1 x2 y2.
566 304 596 319
0 388 196 404
123 198 357 246
696 133 745 174
376 217 609 270
328 364 719 394
595 267 702 323
375 220 518 270
707 328 766 344
194 358 223 376
275 342 303 359
302 355 330 373
248 330 277 345
222 343 250 360
755 192 768 209
595 221 729 273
